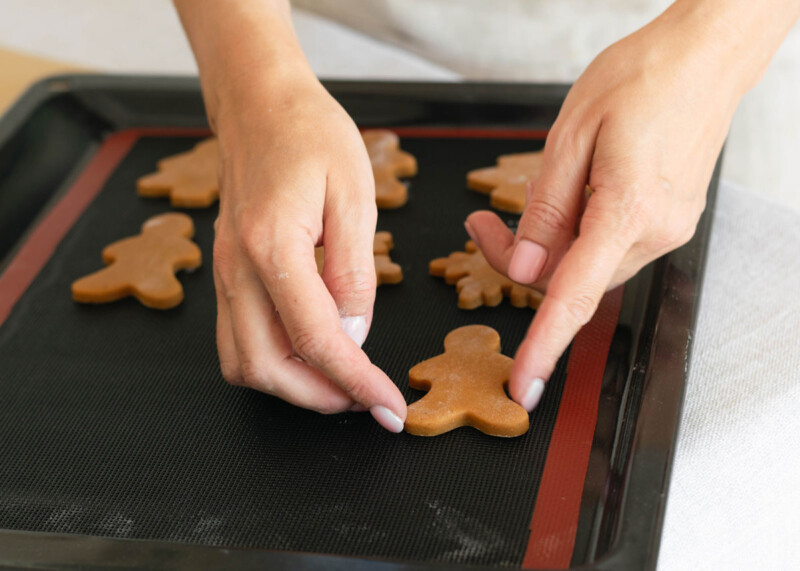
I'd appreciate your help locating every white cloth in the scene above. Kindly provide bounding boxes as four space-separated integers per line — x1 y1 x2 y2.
658 181 800 571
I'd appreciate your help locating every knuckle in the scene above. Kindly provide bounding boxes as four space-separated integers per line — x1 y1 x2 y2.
212 240 237 292
325 265 376 300
525 198 572 236
546 121 578 155
220 360 243 386
554 289 600 329
293 330 334 369
239 359 275 393
237 218 270 262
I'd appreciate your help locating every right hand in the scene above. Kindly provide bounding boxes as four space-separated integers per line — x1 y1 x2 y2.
211 69 407 432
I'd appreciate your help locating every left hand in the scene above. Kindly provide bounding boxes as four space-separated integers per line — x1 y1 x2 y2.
466 5 745 410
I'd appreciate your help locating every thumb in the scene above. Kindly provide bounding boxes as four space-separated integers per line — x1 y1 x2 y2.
506 117 600 285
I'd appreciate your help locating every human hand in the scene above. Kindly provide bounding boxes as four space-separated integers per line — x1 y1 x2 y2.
467 5 748 411
210 69 406 431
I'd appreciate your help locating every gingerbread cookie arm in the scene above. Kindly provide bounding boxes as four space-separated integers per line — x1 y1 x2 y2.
72 266 136 305
456 276 503 308
168 179 219 208
375 255 403 285
489 183 527 214
374 173 408 209
100 236 139 263
137 138 219 208
170 239 203 271
393 150 418 178
469 399 530 437
497 151 544 169
373 231 394 255
509 283 544 309
316 231 402 285
467 167 508 193
136 171 174 199
131 271 186 309
406 357 468 436
429 251 471 285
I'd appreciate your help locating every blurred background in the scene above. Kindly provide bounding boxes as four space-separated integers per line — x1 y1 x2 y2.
2 0 800 211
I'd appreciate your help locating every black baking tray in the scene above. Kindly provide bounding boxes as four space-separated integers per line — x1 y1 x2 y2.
0 75 720 570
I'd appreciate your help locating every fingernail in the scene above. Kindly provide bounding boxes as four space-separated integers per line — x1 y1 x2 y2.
508 239 547 284
464 221 480 248
519 378 546 412
370 405 404 433
340 315 368 348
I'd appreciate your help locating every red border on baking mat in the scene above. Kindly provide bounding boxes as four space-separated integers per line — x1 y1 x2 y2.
523 286 625 569
0 127 210 327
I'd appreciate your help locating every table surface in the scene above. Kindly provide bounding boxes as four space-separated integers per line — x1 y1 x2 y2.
1 3 799 570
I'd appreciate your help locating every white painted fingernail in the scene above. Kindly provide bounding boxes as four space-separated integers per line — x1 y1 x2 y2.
341 315 368 347
370 405 404 433
520 378 546 412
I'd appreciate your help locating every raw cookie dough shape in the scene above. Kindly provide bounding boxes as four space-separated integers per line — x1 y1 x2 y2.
405 325 529 437
137 138 219 208
72 213 202 309
467 151 543 213
362 129 418 209
430 240 543 309
315 231 402 285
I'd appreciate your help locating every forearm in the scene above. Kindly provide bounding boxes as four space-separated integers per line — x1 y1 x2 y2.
659 0 800 97
173 0 313 130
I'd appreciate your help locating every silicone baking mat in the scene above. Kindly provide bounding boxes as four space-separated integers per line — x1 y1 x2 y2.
0 77 719 570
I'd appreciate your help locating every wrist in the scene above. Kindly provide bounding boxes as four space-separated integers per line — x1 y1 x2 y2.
175 0 316 132
658 0 800 98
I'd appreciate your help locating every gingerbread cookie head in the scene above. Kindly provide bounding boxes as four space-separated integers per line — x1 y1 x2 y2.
405 325 529 437
362 129 418 209
430 241 543 310
314 231 403 286
137 138 219 208
71 212 202 310
467 151 543 213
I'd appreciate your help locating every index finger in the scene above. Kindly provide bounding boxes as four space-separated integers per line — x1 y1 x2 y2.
242 223 407 432
509 191 639 411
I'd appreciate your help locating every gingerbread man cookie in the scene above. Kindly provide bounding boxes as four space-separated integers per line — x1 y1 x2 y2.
315 231 402 286
137 138 219 208
405 325 529 437
362 130 418 209
430 241 543 310
72 213 202 309
467 151 543 213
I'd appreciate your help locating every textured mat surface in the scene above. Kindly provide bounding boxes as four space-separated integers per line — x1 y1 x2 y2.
0 135 571 566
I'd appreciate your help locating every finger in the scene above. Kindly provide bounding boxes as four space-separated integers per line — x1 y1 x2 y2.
320 170 378 348
242 222 407 432
509 191 638 411
225 265 357 414
506 114 602 285
465 210 515 275
213 267 240 383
